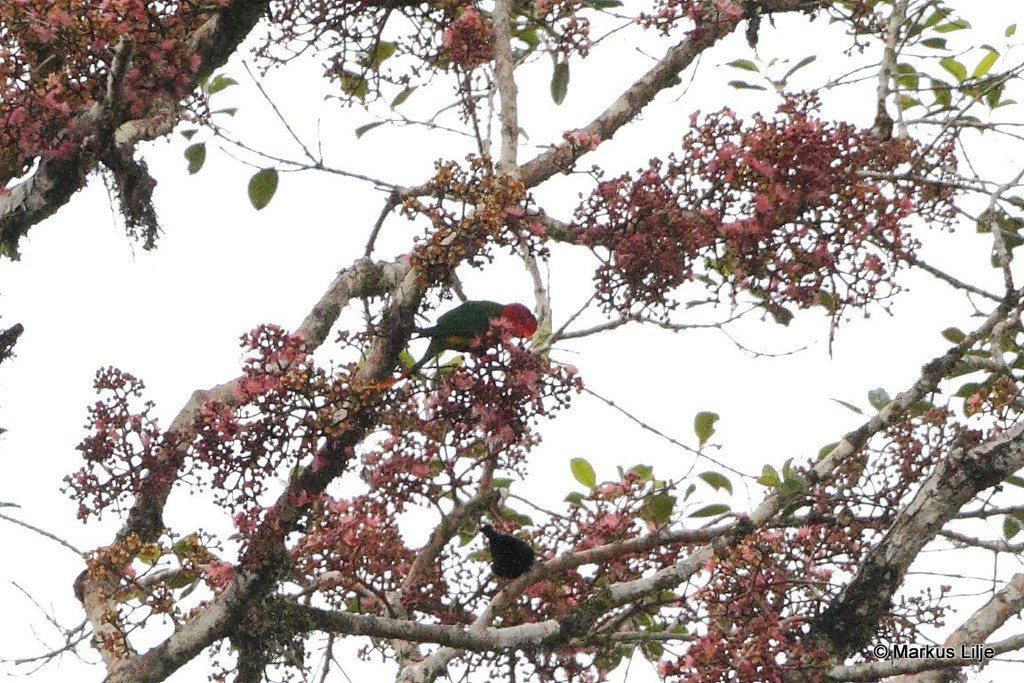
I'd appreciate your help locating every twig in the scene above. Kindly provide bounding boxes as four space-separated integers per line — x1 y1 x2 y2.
242 60 319 165
0 512 83 556
581 386 752 480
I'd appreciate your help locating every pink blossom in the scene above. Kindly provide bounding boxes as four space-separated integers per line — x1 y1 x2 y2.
203 562 235 593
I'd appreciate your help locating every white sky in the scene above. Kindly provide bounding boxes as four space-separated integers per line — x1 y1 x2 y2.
0 4 1020 681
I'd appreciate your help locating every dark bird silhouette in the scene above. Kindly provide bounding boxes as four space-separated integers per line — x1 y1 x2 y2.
481 524 535 579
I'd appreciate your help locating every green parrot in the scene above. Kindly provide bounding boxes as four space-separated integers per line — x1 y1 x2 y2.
408 300 538 374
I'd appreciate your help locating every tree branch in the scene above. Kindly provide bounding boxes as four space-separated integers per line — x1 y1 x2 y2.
812 416 1024 655
0 0 272 259
492 0 520 172
515 0 827 189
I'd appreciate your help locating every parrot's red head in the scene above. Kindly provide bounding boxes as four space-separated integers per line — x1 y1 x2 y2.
500 303 538 339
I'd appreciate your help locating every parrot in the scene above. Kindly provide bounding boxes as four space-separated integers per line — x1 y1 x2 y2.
407 300 538 375
481 524 535 579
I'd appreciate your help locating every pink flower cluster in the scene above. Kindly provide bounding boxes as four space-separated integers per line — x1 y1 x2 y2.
0 0 224 168
575 96 956 321
442 8 494 68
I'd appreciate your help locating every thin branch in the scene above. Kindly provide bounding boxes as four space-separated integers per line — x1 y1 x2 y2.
871 0 906 139
515 0 826 189
364 191 404 258
938 529 1024 554
905 253 1001 301
241 60 319 165
520 242 552 348
581 385 751 480
0 512 83 556
492 0 520 172
958 504 1024 520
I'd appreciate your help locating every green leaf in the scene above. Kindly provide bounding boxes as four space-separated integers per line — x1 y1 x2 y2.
355 121 385 138
921 7 951 29
867 388 891 411
896 95 922 112
1005 475 1024 488
693 411 719 447
986 83 1006 109
629 464 654 480
909 399 935 416
171 534 200 557
817 442 838 459
398 348 416 371
340 71 369 100
932 80 952 107
831 398 863 415
698 471 733 495
570 457 597 490
954 382 984 398
972 49 999 80
778 477 808 499
184 143 206 175
941 327 966 343
816 291 837 313
248 169 279 211
564 491 585 505
138 545 161 566
977 208 995 233
896 63 920 90
206 75 238 95
682 483 696 501
1006 24 1017 38
646 493 675 526
641 640 664 660
551 61 570 105
934 19 970 33
180 128 198 141
362 41 397 70
212 107 237 117
781 458 795 480
689 503 730 518
178 578 200 598
595 649 626 677
166 570 199 589
939 57 968 83
582 0 624 8
766 302 793 325
501 508 533 527
516 26 540 49
391 86 416 108
757 465 780 488
781 55 816 84
921 37 948 49
727 59 760 72
728 80 767 91
1003 515 1021 540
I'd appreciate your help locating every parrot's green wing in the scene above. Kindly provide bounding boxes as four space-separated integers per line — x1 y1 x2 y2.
430 301 504 339
409 301 505 374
